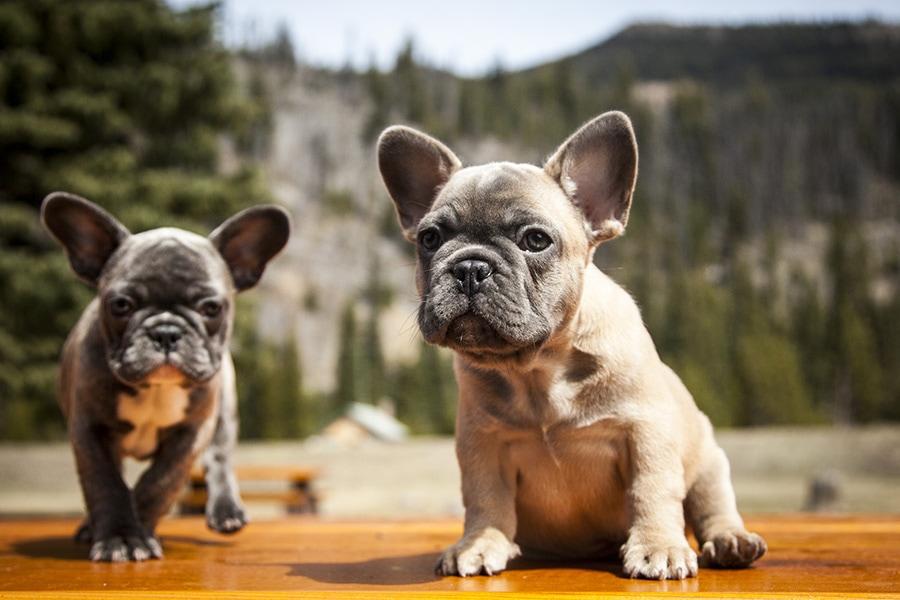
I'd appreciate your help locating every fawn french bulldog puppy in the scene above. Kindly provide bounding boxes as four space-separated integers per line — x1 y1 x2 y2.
377 112 766 579
41 192 290 562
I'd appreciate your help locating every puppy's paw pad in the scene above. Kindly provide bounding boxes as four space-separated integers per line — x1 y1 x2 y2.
701 530 766 568
621 539 698 580
89 534 162 562
436 528 521 577
206 497 248 535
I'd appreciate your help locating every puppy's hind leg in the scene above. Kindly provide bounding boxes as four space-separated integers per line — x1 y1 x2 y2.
202 356 247 534
685 446 767 568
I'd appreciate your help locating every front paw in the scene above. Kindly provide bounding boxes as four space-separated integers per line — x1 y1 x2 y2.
621 536 698 580
206 495 248 534
89 531 163 562
700 529 766 568
436 527 521 577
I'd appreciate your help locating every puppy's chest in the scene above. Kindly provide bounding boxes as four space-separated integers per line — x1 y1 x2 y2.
503 373 593 427
117 385 190 459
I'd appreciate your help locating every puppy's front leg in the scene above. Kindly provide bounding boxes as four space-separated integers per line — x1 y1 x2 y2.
620 421 698 580
437 427 521 577
202 364 247 534
133 424 198 537
71 419 161 562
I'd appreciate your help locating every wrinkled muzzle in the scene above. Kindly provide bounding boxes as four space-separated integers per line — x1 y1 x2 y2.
419 251 552 355
107 312 220 385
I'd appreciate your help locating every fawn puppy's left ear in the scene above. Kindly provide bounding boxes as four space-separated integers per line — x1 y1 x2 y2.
209 205 291 291
544 111 638 243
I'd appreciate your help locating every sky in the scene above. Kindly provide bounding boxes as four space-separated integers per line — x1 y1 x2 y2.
170 0 900 75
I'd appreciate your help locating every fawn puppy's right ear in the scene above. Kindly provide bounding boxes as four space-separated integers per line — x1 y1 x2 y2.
544 111 638 244
377 125 462 242
41 192 130 286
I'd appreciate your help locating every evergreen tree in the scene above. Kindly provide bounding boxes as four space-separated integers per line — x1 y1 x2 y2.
360 306 386 404
420 343 456 434
735 331 818 425
0 0 269 440
333 302 358 412
275 331 304 438
789 270 829 411
662 270 740 426
824 219 885 422
393 37 427 124
363 56 390 142
390 342 457 434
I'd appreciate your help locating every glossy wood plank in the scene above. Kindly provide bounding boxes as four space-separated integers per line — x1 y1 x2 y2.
0 515 898 598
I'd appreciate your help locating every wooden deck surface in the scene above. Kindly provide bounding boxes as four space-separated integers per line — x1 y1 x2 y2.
0 515 898 599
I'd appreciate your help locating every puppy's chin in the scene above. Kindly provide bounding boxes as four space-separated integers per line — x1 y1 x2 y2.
111 356 218 388
437 314 542 367
445 314 508 349
142 364 188 385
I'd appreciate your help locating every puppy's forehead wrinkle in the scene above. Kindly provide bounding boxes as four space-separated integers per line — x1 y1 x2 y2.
439 162 584 234
104 229 230 298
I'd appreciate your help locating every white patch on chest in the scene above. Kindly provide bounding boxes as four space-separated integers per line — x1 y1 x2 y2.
117 384 190 458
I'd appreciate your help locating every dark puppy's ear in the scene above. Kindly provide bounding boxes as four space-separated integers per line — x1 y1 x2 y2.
41 192 130 286
209 205 291 291
544 111 638 243
377 125 461 242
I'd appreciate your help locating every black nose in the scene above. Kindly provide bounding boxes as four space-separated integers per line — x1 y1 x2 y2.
149 324 182 352
453 259 493 296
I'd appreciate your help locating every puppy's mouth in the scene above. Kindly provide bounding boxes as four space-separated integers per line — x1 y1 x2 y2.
110 350 217 388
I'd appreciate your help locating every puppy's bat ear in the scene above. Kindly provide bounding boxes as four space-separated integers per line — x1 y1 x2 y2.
377 125 461 241
209 205 291 291
545 111 638 244
41 192 130 286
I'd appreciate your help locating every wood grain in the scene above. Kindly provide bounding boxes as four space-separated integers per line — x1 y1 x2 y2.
0 515 898 598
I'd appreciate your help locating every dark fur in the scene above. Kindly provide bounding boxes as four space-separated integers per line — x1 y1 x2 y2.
42 192 290 562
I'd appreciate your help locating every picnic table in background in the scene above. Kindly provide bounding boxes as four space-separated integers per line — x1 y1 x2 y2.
180 466 320 515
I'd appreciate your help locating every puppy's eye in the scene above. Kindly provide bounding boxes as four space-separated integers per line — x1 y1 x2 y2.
109 296 135 318
199 300 223 319
520 229 552 252
418 228 442 252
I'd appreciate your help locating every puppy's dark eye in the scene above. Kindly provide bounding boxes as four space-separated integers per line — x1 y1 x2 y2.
109 296 135 318
199 300 223 319
418 228 442 252
520 229 552 252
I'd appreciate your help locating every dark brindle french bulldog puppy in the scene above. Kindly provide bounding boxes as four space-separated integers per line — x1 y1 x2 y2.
377 112 766 579
41 192 290 562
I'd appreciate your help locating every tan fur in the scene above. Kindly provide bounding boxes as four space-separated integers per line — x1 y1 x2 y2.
379 113 766 580
117 384 191 459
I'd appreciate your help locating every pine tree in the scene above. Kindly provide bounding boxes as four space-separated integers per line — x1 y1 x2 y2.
0 0 269 440
734 331 818 425
824 219 886 422
420 343 456 434
276 332 304 438
393 37 427 124
363 56 390 142
333 302 358 413
390 342 457 434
